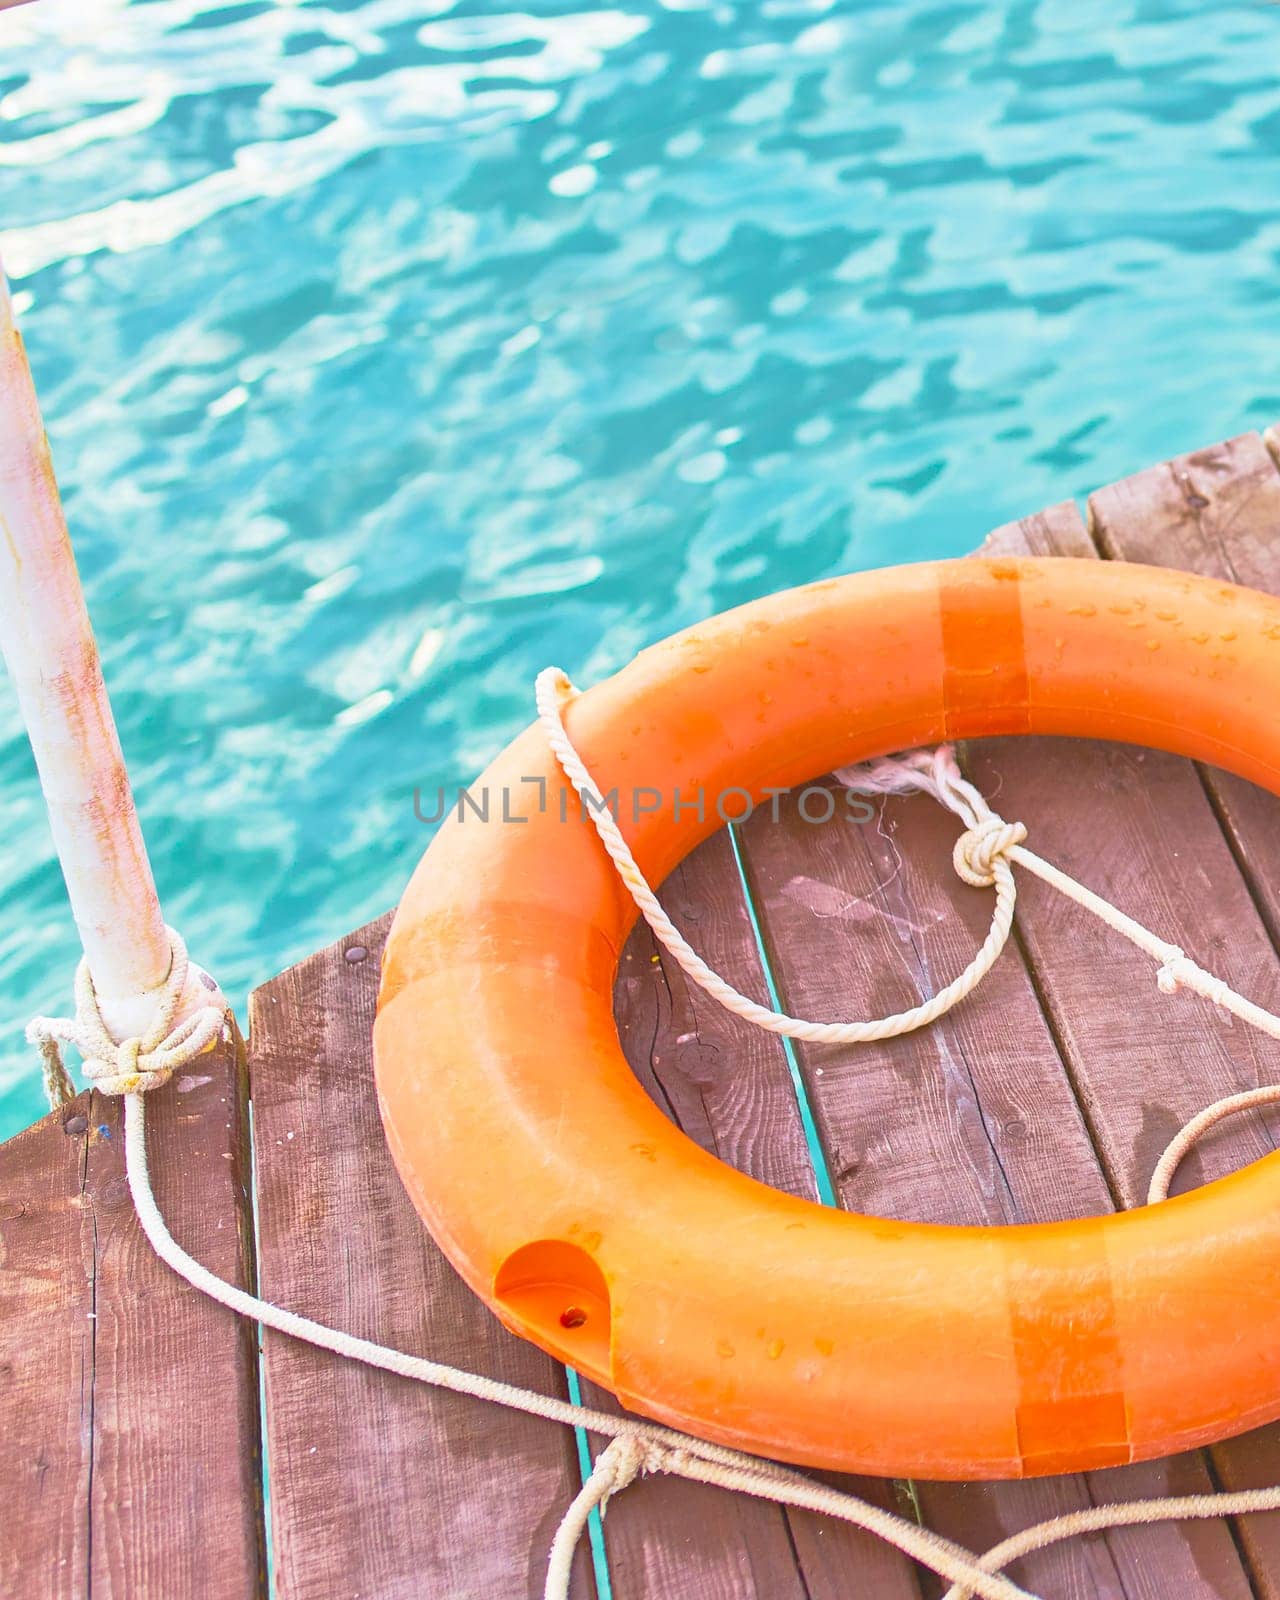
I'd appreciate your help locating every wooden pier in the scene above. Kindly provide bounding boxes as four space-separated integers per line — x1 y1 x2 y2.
6 428 1280 1599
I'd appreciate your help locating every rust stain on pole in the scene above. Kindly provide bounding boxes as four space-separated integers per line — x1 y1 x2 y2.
0 262 208 1038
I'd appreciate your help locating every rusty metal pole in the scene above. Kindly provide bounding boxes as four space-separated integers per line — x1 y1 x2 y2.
0 264 217 1040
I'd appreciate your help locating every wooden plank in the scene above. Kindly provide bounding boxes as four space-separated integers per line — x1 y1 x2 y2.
0 1024 264 1600
732 501 1256 1599
1080 429 1280 1594
1090 430 1280 949
606 832 923 1599
249 914 593 1600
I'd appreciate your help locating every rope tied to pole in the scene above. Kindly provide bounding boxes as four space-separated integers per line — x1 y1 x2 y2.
27 926 225 1104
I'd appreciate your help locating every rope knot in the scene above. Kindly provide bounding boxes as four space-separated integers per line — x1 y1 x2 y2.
27 927 226 1107
953 817 1027 888
80 1029 174 1098
1156 949 1191 996
594 1433 666 1504
1156 949 1233 1010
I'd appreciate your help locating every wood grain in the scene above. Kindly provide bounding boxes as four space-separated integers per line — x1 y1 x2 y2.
730 500 1255 1599
0 1021 264 1600
249 913 592 1600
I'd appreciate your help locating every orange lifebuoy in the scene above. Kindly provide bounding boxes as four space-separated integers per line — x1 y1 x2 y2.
374 556 1280 1480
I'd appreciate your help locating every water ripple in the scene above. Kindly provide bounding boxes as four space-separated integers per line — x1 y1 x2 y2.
2 0 1279 1131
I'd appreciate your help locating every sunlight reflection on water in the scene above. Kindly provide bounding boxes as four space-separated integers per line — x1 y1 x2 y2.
2 0 1279 1132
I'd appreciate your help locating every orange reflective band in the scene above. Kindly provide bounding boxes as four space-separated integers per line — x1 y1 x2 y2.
940 559 1031 737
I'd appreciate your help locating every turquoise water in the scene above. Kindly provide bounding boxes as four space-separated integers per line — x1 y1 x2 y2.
2 0 1279 1138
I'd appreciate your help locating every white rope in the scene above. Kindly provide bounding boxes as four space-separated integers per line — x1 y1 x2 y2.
1146 1084 1280 1205
120 1092 1036 1600
836 744 1280 1052
535 670 1024 1044
832 744 1280 1205
544 1435 653 1600
27 926 225 1103
935 1485 1280 1600
80 1088 1280 1600
30 697 1280 1598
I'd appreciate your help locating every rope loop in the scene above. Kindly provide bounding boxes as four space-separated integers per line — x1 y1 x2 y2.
536 670 1022 1046
545 666 578 708
27 927 225 1104
535 689 1280 1204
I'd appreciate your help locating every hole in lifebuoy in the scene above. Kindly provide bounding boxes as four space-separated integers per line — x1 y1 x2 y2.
494 1239 612 1377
